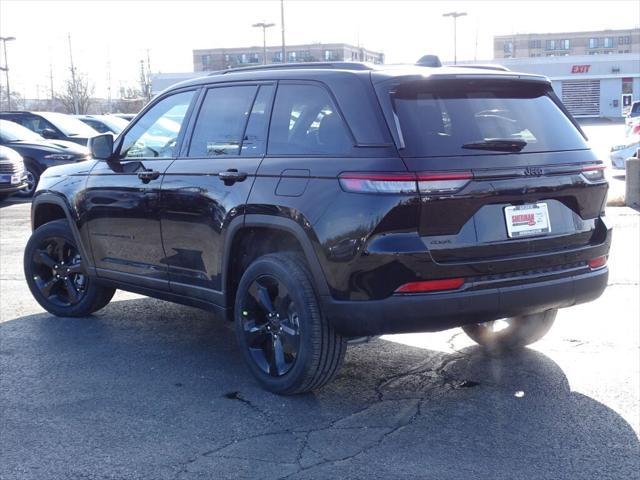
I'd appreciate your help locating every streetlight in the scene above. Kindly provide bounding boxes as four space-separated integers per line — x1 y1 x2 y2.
442 12 466 65
252 22 275 65
0 36 16 110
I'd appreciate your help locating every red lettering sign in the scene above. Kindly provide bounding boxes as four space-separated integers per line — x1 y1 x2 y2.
571 65 591 74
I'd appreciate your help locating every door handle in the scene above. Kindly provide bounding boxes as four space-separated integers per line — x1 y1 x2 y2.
218 169 248 184
138 170 160 183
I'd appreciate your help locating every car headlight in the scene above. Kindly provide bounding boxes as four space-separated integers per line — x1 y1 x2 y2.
44 153 75 161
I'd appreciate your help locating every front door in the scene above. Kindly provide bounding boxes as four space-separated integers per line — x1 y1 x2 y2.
160 84 274 304
82 89 197 289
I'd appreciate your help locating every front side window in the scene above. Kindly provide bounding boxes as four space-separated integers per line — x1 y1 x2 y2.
188 85 257 157
268 83 352 156
120 90 195 159
18 116 56 135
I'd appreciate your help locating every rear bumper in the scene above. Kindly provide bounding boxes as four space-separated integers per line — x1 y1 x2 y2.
324 267 608 336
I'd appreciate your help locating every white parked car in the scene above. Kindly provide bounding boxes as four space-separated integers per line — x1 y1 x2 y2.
610 119 640 171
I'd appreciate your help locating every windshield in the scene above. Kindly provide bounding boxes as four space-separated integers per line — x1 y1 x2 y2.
388 79 588 157
0 119 45 142
100 116 129 133
38 112 99 137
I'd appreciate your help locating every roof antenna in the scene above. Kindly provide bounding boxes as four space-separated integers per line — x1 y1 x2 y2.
416 55 442 67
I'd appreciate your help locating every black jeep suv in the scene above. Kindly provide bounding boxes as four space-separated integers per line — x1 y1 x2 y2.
24 62 611 394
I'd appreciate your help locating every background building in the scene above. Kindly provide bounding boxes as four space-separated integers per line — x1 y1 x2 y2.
494 28 639 59
193 43 384 71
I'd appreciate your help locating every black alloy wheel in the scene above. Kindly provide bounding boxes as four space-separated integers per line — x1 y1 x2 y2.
239 275 301 377
234 253 346 395
29 236 87 307
24 219 115 317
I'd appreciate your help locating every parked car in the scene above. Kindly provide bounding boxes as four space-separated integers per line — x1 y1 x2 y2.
610 119 640 170
112 113 136 122
0 111 99 146
75 114 129 137
0 119 90 196
24 62 610 394
0 145 27 200
625 100 640 126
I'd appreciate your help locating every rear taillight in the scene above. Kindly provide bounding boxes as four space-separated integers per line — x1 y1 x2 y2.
338 172 418 194
632 124 640 135
339 171 472 194
417 172 473 194
588 256 607 270
581 165 606 182
395 278 465 294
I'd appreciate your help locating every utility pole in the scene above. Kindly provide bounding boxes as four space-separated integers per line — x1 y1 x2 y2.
0 36 16 110
252 22 275 65
280 0 286 63
139 59 147 99
106 48 112 112
442 11 467 65
49 62 54 100
67 33 80 114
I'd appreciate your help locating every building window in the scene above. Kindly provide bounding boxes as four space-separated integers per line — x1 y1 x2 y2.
558 39 570 50
202 54 211 69
588 38 599 49
603 37 614 48
545 39 556 50
272 52 282 63
287 51 297 62
529 39 541 49
504 41 513 54
619 35 631 45
588 50 599 55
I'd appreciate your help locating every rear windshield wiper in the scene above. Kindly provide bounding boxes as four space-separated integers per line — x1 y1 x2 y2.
462 138 527 152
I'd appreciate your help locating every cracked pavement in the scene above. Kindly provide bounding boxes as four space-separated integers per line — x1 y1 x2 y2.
1 198 639 480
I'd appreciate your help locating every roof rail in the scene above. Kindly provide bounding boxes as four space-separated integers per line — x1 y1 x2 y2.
455 64 511 72
208 61 374 76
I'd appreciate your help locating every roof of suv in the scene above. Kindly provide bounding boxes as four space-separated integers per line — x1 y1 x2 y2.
169 62 550 92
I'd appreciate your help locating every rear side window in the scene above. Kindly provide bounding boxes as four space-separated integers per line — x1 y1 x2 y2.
389 79 588 157
188 85 257 157
268 83 352 155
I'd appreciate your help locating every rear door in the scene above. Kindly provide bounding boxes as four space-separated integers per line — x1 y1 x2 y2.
160 83 274 304
377 76 608 264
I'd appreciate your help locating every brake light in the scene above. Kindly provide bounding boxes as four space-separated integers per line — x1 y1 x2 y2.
395 278 465 293
417 172 473 194
632 124 640 135
581 164 606 182
339 171 472 194
588 256 607 270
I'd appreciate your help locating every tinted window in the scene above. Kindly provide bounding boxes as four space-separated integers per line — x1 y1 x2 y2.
188 85 257 157
120 90 195 159
241 85 274 156
390 80 588 157
268 84 352 155
18 116 57 135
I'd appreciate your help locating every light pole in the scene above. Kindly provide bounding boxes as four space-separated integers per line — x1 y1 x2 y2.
442 12 466 65
280 0 286 63
0 36 16 110
252 22 275 65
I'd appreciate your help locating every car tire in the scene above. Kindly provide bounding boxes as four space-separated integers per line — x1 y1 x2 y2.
234 252 346 395
24 219 116 317
461 309 557 352
16 162 40 198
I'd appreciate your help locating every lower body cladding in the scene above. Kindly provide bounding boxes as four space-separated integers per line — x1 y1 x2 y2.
323 266 608 336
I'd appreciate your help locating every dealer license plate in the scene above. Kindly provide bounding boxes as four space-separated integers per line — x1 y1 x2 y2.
504 203 551 238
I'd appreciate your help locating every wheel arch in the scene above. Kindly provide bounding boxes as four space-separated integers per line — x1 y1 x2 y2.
223 214 330 318
31 193 95 273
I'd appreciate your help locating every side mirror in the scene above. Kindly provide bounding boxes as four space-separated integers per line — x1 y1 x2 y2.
88 134 114 160
41 128 58 139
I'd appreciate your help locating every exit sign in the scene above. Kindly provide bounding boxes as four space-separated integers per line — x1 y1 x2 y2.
571 65 591 73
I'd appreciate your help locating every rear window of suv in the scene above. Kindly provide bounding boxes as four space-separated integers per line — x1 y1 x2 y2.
387 79 588 157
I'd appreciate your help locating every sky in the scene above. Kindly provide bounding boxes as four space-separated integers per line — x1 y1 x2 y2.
1 0 639 99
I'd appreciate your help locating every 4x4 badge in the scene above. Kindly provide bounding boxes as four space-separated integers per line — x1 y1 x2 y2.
524 167 543 177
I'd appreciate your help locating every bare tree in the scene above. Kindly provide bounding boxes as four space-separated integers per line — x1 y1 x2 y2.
0 85 24 110
55 74 94 114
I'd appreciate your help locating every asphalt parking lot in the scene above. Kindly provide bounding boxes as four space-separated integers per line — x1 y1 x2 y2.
1 191 639 477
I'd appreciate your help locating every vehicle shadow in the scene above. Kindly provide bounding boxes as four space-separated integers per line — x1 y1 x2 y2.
0 197 31 208
1 297 638 480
